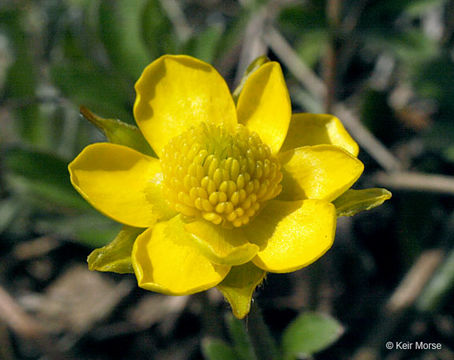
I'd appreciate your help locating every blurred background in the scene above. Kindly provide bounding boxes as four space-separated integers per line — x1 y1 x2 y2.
1 0 454 359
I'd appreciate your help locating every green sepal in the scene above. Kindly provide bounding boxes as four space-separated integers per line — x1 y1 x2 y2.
217 262 266 319
87 225 145 274
232 55 270 103
80 106 156 156
282 312 344 359
333 188 392 217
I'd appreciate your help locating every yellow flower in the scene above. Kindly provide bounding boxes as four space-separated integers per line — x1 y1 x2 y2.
69 55 389 319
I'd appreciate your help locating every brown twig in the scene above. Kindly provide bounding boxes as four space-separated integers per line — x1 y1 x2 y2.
264 27 326 98
235 0 299 85
352 250 445 360
0 322 14 360
265 24 454 196
0 285 69 360
386 250 444 313
157 0 192 42
373 171 454 195
235 5 269 85
333 104 404 172
265 26 404 172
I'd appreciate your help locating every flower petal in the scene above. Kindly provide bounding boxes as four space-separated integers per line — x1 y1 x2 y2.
134 55 237 157
236 62 291 154
245 199 336 273
132 217 230 295
278 145 364 202
184 220 259 266
217 262 266 319
280 113 359 156
69 143 176 227
232 55 270 102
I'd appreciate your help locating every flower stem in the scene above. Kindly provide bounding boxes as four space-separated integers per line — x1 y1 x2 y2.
246 302 281 360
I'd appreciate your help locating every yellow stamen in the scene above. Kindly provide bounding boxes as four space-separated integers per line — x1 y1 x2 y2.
160 123 282 227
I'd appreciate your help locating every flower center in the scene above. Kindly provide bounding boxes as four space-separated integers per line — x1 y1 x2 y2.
160 122 283 227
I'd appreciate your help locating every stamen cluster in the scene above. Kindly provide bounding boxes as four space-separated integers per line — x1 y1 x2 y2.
160 122 282 227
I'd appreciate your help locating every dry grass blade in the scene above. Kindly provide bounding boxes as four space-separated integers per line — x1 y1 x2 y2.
265 26 404 172
0 285 70 360
374 171 454 195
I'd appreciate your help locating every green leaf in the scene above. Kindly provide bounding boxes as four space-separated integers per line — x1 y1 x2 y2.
403 0 446 17
443 146 454 163
88 225 144 274
295 29 328 68
278 4 325 34
80 106 155 156
333 188 392 217
232 55 270 103
415 57 454 115
202 338 238 360
186 24 224 63
282 312 344 359
226 314 257 360
99 0 151 80
391 30 438 64
362 29 438 71
3 147 90 210
217 262 266 319
142 0 175 58
51 61 133 123
35 213 121 248
2 7 49 147
0 198 23 234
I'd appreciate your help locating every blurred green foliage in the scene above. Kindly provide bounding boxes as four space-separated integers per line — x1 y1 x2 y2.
1 0 454 358
203 312 343 360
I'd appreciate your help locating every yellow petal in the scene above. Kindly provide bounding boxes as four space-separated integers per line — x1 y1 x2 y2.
184 220 259 266
236 62 291 154
132 217 230 295
278 145 364 202
69 143 175 227
232 55 270 102
217 262 266 319
280 113 359 156
133 55 237 157
245 199 336 273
